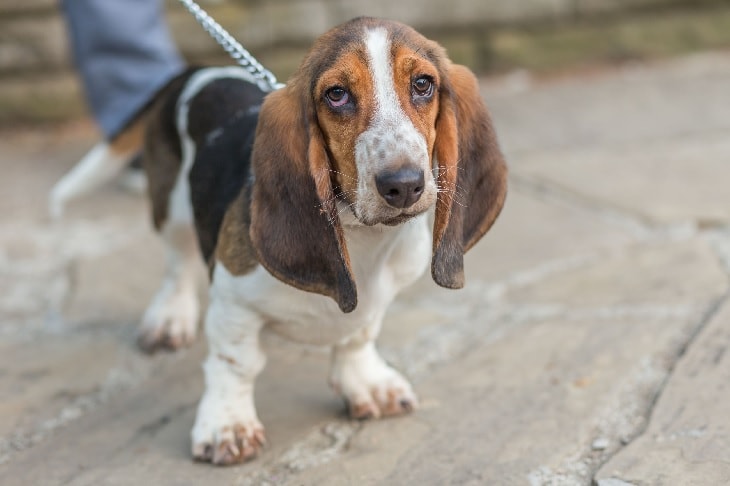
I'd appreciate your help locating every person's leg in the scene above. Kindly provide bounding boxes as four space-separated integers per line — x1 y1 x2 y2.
61 0 185 139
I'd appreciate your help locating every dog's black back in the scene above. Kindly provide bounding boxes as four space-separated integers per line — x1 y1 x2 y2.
189 78 265 263
143 68 267 265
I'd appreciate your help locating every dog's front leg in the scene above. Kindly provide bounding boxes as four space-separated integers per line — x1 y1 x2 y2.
329 322 418 420
191 285 266 465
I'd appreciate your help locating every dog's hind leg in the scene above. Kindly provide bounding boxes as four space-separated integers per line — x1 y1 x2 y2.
137 220 201 352
137 128 201 352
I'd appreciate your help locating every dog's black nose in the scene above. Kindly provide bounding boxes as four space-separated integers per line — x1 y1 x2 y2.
375 167 425 209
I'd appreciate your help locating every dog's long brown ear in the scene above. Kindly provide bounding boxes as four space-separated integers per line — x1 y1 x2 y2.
249 86 357 312
432 64 508 289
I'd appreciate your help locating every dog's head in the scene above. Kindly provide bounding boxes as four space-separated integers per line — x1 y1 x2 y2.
249 17 507 312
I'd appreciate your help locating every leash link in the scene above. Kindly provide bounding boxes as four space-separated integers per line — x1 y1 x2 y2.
177 0 284 92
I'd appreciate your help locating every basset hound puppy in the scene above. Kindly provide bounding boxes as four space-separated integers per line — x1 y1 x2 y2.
49 17 507 465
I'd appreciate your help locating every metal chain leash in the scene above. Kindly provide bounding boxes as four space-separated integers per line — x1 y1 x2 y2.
177 0 284 91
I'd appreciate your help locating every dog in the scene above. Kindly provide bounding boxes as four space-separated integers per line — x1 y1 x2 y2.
49 17 507 465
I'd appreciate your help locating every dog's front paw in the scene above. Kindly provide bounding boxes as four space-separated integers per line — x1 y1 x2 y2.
191 408 265 466
192 422 265 466
330 352 418 420
137 284 199 352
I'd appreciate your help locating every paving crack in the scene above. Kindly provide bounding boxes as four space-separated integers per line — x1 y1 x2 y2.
510 173 657 240
135 402 195 438
587 291 730 486
705 228 730 278
55 399 199 486
0 347 161 466
0 218 149 338
525 290 729 486
388 244 703 380
237 421 363 486
510 173 703 245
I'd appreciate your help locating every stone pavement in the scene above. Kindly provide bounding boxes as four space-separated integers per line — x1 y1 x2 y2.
1 50 729 485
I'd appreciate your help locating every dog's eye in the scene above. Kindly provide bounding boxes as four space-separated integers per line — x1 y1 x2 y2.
412 76 434 99
325 87 350 108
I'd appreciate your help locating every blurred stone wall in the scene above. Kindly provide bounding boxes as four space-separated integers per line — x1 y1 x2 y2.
0 0 726 126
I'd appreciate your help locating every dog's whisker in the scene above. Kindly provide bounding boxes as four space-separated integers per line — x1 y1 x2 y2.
436 180 469 199
327 169 359 183
336 204 356 219
435 185 468 208
326 200 358 226
316 186 360 210
433 164 467 184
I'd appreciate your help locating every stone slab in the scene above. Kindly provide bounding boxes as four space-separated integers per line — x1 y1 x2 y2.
181 0 574 50
484 51 730 156
486 51 730 227
517 133 730 226
472 186 638 282
0 15 68 73
503 239 727 309
576 0 691 15
0 0 55 14
334 0 573 30
595 297 730 485
0 336 121 439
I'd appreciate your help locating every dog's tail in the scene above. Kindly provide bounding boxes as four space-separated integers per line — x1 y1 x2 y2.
48 115 147 220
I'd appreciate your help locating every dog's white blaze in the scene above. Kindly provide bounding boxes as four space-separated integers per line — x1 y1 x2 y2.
364 28 425 144
353 28 434 223
365 28 402 126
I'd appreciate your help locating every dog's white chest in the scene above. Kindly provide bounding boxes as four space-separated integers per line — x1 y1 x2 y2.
211 214 431 345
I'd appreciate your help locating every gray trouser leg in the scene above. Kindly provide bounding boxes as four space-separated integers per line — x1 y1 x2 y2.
61 0 185 138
